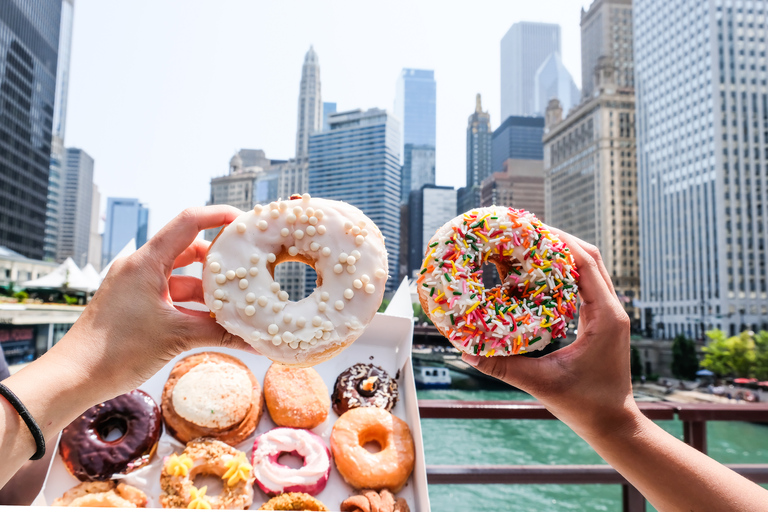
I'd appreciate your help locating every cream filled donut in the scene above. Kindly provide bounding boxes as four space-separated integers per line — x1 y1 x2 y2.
202 194 388 367
251 427 331 496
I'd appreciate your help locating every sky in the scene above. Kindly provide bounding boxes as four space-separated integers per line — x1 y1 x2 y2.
65 0 592 237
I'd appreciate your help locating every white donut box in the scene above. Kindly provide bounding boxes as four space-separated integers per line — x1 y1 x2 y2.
33 279 431 511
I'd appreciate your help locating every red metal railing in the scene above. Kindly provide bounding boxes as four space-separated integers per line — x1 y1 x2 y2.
417 401 768 512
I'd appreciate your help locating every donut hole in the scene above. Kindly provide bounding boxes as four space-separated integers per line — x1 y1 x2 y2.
271 251 319 301
480 261 503 289
277 451 305 469
358 424 388 454
362 440 383 454
192 473 224 497
96 415 128 442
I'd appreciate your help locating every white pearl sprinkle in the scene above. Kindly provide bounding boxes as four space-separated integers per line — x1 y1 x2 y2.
351 250 361 259
287 214 297 223
375 268 387 279
288 246 299 256
268 324 279 335
236 222 246 233
322 321 334 331
361 274 370 284
236 267 246 278
215 274 226 285
310 242 320 251
346 264 356 274
357 220 366 228
246 293 256 303
281 228 290 237
296 317 306 328
250 254 260 264
302 193 311 201
353 279 363 289
249 267 259 276
314 329 323 339
272 303 284 312
226 270 236 280
318 302 327 312
344 221 353 230
339 253 349 263
270 201 279 209
294 230 304 240
344 288 354 299
283 331 295 343
346 255 356 265
251 331 260 340
213 300 223 310
279 201 288 211
308 216 318 225
305 207 314 216
315 210 324 220
267 253 276 263
270 282 280 293
352 226 361 235
299 214 309 223
312 316 322 327
270 209 280 219
321 247 331 256
214 289 225 299
361 229 369 237
322 331 331 340
239 279 249 289
355 235 365 245
258 220 268 230
258 296 268 306
272 335 282 346
245 305 256 316
335 300 344 311
365 284 376 294
334 264 343 274
210 262 221 273
300 340 310 349
293 206 302 215
306 225 316 236
254 204 263 213
289 341 299 349
321 291 330 301
278 290 289 301
317 225 327 235
283 314 293 324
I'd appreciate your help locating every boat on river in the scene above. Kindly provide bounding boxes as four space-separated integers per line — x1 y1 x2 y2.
414 366 451 389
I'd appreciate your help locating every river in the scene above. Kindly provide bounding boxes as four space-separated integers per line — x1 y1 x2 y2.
417 379 768 511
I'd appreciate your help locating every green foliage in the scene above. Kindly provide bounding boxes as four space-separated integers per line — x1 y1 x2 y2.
377 298 390 313
630 345 643 378
63 294 79 306
12 290 28 303
701 329 764 378
671 334 700 380
412 302 433 325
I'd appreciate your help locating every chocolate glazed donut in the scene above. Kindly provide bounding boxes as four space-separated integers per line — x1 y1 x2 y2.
331 363 399 416
59 389 162 481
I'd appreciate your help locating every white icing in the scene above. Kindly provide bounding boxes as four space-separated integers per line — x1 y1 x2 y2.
251 428 329 494
202 197 388 365
171 362 253 428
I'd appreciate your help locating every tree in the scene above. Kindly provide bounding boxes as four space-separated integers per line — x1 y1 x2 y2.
754 331 768 381
671 334 700 380
701 329 756 378
412 302 433 325
630 345 643 378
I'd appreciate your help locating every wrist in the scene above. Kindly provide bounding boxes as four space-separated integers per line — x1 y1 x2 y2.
549 395 647 443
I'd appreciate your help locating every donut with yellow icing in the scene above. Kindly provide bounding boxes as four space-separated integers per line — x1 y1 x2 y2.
202 194 389 367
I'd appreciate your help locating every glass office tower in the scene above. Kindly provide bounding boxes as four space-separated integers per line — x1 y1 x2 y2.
491 116 545 173
0 1 62 258
102 198 149 268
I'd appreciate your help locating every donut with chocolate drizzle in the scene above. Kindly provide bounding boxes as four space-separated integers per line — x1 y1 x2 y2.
331 363 398 416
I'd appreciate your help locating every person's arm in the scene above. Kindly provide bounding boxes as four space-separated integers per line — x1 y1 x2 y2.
0 206 251 489
462 232 768 511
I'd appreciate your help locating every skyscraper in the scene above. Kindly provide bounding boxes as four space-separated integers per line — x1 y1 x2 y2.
102 198 148 268
481 159 545 221
581 0 634 99
0 1 62 258
533 52 581 115
44 0 74 261
491 116 545 173
400 144 436 203
56 148 93 267
322 102 336 131
500 21 561 118
635 0 768 338
458 94 492 214
407 185 456 279
308 108 401 293
88 183 101 271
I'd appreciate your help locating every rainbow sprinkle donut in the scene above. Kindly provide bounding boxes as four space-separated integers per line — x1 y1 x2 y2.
417 207 579 356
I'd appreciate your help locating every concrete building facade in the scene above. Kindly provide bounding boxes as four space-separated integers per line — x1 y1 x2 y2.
481 158 546 221
580 0 634 99
56 148 93 267
458 94 492 214
407 185 456 279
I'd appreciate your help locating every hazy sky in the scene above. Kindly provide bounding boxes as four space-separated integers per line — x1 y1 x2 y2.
65 0 591 236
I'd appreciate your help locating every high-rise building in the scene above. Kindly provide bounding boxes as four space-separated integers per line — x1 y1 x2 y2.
395 69 436 149
102 198 148 268
481 159 545 221
491 116 545 173
407 185 456 279
44 0 74 262
635 0 768 338
500 21 561 118
581 0 633 99
295 46 322 160
88 183 101 271
56 148 93 267
308 108 401 293
458 94 492 214
0 1 62 259
322 102 336 131
400 144 436 203
533 52 581 115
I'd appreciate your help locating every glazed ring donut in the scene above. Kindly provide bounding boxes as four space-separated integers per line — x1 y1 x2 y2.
331 363 399 416
418 206 579 356
258 493 328 511
202 194 389 367
52 481 148 508
160 438 254 509
161 352 262 445
251 427 332 496
264 363 330 429
330 407 414 493
59 389 161 481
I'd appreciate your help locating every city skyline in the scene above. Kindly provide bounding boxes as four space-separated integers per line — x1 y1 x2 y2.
64 0 587 237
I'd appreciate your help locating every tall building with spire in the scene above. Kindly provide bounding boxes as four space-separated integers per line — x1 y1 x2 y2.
458 94 492 214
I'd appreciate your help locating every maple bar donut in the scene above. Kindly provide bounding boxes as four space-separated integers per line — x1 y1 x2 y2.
160 438 255 509
417 207 579 356
251 427 332 496
330 407 415 493
263 363 330 429
59 389 161 481
202 194 389 367
161 352 262 445
331 363 399 416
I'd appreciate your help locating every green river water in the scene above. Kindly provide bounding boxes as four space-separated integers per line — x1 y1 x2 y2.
417 386 768 511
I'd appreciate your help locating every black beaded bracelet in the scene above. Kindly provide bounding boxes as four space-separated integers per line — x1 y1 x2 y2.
0 382 46 460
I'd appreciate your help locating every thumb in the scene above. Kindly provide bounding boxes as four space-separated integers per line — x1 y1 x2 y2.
462 352 543 390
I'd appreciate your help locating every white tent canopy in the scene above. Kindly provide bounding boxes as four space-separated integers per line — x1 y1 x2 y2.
22 257 100 292
99 239 137 281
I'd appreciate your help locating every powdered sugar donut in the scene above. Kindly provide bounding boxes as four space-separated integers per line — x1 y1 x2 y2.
202 194 388 367
251 428 331 496
418 207 579 356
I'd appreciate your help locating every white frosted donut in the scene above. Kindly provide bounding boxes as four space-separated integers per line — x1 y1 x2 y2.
202 194 389 366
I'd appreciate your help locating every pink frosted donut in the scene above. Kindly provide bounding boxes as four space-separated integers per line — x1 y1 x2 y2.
251 428 331 496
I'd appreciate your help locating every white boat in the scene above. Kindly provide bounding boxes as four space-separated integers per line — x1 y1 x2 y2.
415 366 451 389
